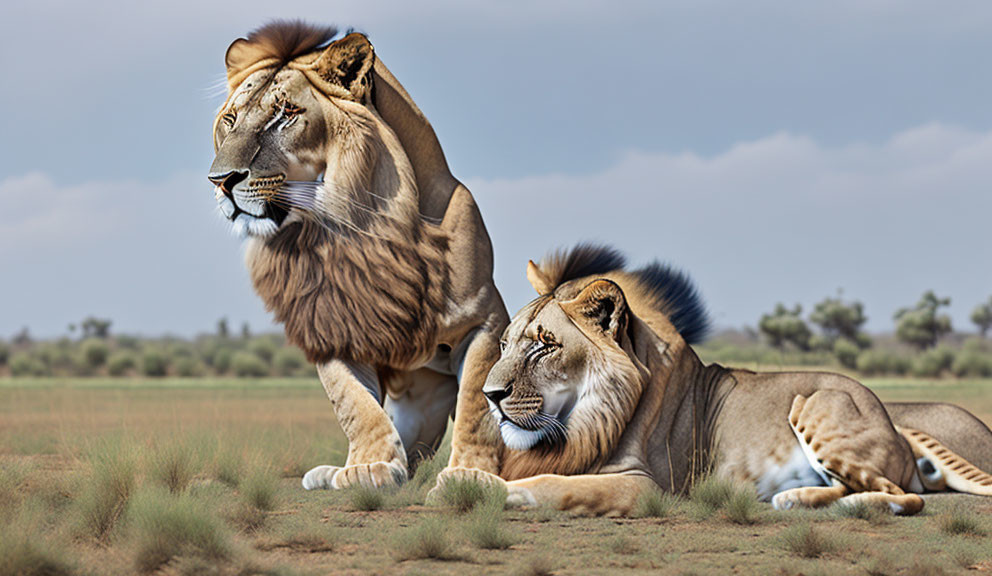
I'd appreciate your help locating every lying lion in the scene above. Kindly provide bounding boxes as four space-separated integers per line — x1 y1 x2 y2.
434 245 992 515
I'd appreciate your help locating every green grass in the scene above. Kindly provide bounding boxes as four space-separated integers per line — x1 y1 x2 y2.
148 438 200 494
241 465 279 512
435 476 506 514
724 486 761 525
936 506 986 537
347 485 386 511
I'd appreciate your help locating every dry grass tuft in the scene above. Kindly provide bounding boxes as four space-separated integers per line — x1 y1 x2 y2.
466 504 517 550
436 477 506 514
606 533 640 555
633 489 680 519
0 519 75 576
128 486 232 573
393 515 457 561
74 440 137 542
149 439 202 494
519 555 557 576
779 523 837 559
724 486 762 525
832 500 891 525
936 505 986 537
241 466 279 512
689 476 734 517
348 485 386 511
213 448 244 488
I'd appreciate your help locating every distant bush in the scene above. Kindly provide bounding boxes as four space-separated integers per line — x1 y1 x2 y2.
952 350 992 378
832 338 860 370
9 353 47 377
231 351 269 378
249 339 277 365
141 350 170 377
0 341 9 366
856 349 911 376
273 347 308 377
81 339 110 370
212 348 234 375
115 335 141 350
173 357 202 378
911 346 956 377
107 353 136 377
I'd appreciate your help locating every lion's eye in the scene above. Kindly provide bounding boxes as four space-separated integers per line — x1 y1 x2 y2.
221 111 236 128
283 102 305 116
538 331 557 347
499 340 507 353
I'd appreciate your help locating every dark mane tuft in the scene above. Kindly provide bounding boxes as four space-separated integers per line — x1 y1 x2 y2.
238 20 341 67
539 243 627 289
633 262 711 345
541 244 711 345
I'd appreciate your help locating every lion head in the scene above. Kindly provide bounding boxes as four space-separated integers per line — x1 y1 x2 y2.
209 22 428 239
486 244 710 479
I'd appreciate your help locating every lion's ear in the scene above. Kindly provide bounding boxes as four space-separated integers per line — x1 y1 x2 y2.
224 38 262 89
526 260 555 295
312 33 375 100
560 279 628 342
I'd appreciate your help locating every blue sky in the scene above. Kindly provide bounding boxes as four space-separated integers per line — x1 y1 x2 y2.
2 1 991 336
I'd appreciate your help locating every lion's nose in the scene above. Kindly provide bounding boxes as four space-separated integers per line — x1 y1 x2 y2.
484 385 511 406
207 170 249 196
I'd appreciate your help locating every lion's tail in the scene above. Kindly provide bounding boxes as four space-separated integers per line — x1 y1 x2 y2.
898 426 992 495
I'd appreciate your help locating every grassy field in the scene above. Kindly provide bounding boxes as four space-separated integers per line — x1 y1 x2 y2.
2 377 992 575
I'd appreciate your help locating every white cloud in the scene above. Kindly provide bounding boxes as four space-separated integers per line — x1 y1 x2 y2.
1 123 989 337
470 123 992 332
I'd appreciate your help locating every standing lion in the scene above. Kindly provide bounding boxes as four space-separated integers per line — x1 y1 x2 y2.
208 21 506 489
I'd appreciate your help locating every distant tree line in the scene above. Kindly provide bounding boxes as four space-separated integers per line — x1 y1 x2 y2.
0 317 312 379
698 291 992 379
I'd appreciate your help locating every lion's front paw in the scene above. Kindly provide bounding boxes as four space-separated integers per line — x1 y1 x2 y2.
302 465 341 490
505 485 537 508
426 466 507 506
302 461 407 491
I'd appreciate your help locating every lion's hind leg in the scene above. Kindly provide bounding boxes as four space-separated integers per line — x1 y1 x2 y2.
771 391 923 515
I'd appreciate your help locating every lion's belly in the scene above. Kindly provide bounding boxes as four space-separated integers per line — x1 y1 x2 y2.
752 444 829 501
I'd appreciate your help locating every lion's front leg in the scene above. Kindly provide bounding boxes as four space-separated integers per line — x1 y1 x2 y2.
506 472 658 516
445 326 503 473
301 360 408 490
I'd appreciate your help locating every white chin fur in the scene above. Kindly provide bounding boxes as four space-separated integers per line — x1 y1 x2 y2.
231 213 278 239
500 421 544 451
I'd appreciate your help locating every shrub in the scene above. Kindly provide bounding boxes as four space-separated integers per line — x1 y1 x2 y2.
393 515 456 561
273 347 308 377
0 527 74 576
141 350 170 377
213 450 243 488
231 351 269 378
951 350 992 378
779 523 836 558
173 357 202 378
912 347 956 377
248 339 277 365
832 500 890 525
606 534 639 555
128 486 231 573
633 489 680 518
832 338 860 370
212 348 233 375
9 353 46 377
107 352 136 376
115 335 140 350
856 349 911 376
80 338 110 369
0 341 9 366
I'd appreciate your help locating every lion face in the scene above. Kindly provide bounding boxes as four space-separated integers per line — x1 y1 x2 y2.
483 280 634 451
208 32 377 239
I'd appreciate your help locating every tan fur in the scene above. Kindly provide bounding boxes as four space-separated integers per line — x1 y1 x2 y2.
435 253 992 515
211 23 508 489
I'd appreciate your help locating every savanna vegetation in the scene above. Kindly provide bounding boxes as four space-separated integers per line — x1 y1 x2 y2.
2 377 991 575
